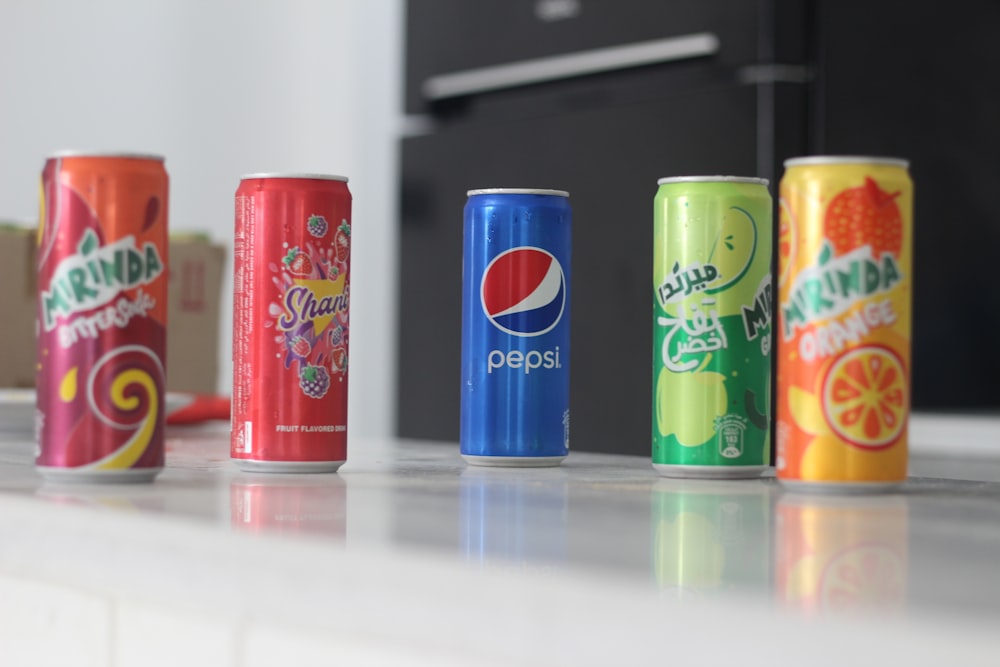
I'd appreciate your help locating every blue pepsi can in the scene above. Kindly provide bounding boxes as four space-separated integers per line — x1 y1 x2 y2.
461 188 571 467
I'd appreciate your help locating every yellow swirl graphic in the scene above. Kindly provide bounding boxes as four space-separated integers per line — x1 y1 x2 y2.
80 344 164 472
92 368 158 471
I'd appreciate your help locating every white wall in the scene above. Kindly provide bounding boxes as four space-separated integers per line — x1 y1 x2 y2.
0 0 402 437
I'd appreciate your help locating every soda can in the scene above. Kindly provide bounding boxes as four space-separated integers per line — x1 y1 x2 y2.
775 493 908 616
776 157 912 492
461 188 571 466
652 176 773 478
36 153 169 483
231 174 352 472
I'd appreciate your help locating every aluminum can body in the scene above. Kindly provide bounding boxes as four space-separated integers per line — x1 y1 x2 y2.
460 189 571 466
776 157 912 492
36 153 169 483
652 176 773 478
231 174 352 472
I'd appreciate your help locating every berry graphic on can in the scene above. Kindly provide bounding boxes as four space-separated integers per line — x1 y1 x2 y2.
232 174 352 472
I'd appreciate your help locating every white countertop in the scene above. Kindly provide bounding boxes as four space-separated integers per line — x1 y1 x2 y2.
1 418 999 666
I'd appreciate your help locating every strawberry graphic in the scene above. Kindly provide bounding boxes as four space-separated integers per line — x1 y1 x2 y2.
334 220 351 263
824 177 903 258
283 247 313 276
290 336 311 357
330 346 347 373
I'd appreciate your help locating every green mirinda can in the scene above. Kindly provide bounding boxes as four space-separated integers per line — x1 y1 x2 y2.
652 176 773 478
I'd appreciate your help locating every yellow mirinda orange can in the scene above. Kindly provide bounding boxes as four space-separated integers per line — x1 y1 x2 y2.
776 156 913 492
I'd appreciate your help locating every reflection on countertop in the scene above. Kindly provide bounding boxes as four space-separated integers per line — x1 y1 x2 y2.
0 424 999 664
1 427 999 610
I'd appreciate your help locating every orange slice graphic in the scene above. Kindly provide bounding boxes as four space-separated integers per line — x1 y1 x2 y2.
821 345 907 449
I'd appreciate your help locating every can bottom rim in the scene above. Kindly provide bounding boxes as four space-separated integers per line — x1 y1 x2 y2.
233 459 345 474
778 479 905 494
653 463 768 479
37 466 162 484
462 454 565 468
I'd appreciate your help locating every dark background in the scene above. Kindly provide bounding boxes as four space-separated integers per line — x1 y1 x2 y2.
396 0 1000 455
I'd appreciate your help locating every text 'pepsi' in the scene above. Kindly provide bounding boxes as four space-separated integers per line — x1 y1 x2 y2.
460 188 571 467
486 347 562 374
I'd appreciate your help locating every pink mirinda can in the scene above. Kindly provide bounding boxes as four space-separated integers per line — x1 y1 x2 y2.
36 152 169 483
231 174 352 472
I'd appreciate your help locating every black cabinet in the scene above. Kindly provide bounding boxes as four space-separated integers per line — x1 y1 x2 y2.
395 0 999 456
811 1 1000 408
397 1 808 455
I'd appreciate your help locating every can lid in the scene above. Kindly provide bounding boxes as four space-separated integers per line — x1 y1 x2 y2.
467 188 569 197
656 175 769 186
783 155 910 168
48 151 165 161
241 173 349 182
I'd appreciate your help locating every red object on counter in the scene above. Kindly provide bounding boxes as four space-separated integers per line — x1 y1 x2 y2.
166 395 231 425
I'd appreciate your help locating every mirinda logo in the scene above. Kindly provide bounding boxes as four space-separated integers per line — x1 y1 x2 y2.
480 247 566 337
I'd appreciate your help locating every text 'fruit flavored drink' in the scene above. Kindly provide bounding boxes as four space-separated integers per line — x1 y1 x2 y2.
777 157 912 492
652 177 773 478
232 174 352 472
36 153 169 482
461 189 571 467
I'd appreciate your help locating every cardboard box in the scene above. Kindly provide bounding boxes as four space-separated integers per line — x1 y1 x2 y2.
166 234 226 394
0 228 225 394
0 225 37 388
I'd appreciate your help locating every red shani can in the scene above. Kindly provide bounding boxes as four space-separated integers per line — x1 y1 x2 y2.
36 153 169 482
231 174 352 472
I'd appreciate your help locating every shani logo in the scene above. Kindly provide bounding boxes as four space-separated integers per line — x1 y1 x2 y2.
481 247 565 374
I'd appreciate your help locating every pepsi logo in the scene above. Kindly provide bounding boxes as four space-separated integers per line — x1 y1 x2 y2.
481 247 566 337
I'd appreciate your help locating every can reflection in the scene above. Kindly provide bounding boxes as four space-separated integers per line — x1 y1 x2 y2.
230 474 347 538
36 483 168 514
652 478 774 598
460 468 568 569
776 493 908 616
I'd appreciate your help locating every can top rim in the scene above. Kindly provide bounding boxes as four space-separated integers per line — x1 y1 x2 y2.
467 188 569 197
783 155 910 168
656 176 769 186
47 151 165 161
241 173 349 182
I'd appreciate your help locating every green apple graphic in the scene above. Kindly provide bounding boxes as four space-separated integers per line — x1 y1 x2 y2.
656 365 728 446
